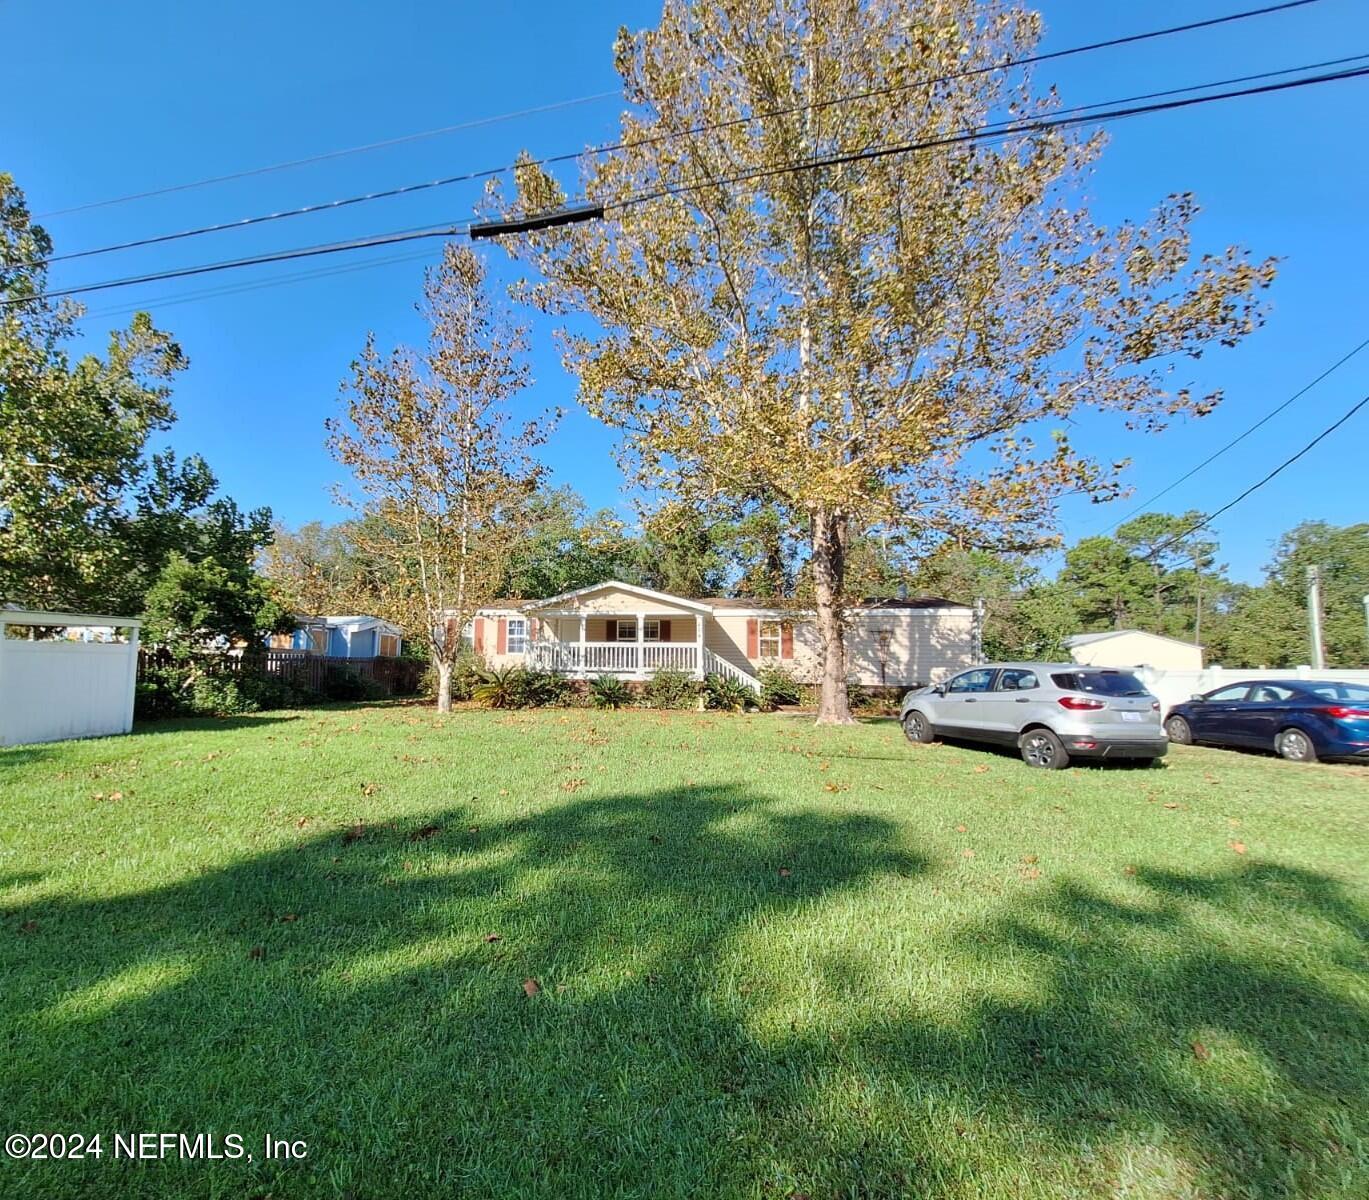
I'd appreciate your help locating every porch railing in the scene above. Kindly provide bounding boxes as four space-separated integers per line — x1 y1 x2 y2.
525 641 701 676
522 640 761 691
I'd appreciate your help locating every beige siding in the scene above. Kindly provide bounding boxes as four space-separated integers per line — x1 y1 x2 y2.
1070 632 1203 671
845 612 974 686
713 610 973 686
564 586 701 617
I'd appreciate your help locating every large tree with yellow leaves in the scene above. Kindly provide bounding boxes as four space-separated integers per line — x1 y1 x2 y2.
494 0 1275 722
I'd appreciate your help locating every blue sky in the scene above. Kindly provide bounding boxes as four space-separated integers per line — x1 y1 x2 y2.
6 0 1368 584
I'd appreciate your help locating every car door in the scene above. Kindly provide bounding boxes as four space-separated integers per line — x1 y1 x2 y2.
938 668 999 737
1238 683 1298 747
1190 684 1254 745
980 667 1041 741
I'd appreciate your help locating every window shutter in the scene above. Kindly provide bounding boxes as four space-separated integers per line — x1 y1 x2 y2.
746 618 758 657
660 619 671 641
445 618 458 650
473 618 485 654
497 618 508 655
781 622 794 660
605 620 617 642
529 618 539 641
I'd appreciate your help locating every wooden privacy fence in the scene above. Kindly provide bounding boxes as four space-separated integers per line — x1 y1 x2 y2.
137 649 424 697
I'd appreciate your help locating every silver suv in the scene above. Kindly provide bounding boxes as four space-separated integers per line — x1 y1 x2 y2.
899 663 1167 769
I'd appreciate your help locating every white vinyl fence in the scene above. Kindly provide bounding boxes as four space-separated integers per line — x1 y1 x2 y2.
1135 663 1369 717
0 611 141 747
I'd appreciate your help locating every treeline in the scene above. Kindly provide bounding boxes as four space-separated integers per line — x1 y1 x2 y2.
266 499 1369 671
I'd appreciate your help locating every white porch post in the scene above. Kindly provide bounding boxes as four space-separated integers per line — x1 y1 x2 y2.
636 611 646 679
694 614 704 680
578 613 587 677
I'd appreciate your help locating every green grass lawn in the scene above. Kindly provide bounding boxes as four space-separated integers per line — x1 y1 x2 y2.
3 705 1366 1199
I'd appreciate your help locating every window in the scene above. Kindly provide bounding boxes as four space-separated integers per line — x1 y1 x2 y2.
643 619 660 642
758 620 783 657
1204 684 1252 702
1250 684 1295 703
997 669 1038 691
269 632 293 650
1308 682 1369 701
507 619 528 654
378 633 400 658
1051 671 1148 697
947 668 995 693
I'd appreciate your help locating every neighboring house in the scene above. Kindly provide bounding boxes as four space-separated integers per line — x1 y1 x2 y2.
1063 629 1203 671
464 580 975 691
267 614 402 659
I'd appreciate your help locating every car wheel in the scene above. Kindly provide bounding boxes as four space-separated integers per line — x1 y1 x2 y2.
1164 715 1193 745
1275 727 1318 763
902 710 936 744
1020 728 1070 770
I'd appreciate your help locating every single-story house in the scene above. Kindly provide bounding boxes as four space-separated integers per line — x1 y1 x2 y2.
267 614 402 659
1063 629 1203 671
464 580 975 691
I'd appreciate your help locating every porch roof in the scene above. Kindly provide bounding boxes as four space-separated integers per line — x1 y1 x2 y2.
520 580 714 615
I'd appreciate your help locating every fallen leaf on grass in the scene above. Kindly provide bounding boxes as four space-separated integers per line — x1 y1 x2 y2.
1020 867 1041 880
410 824 441 842
562 778 587 792
341 823 367 845
961 849 975 859
248 946 265 961
295 817 310 830
956 824 967 833
1123 865 1138 876
484 934 502 944
1191 1040 1211 1061
778 867 792 878
467 825 479 834
973 764 990 774
648 834 663 845
521 978 541 997
1021 854 1038 864
1229 841 1247 855
361 782 378 796
279 913 298 923
1163 803 1179 810
17 920 39 934
108 791 123 801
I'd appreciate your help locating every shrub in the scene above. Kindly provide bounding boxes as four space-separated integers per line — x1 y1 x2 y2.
512 669 574 708
702 672 753 712
758 665 801 710
643 668 698 710
320 665 383 702
589 674 634 710
472 666 523 709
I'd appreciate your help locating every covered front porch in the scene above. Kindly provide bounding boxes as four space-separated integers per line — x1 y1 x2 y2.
526 609 708 680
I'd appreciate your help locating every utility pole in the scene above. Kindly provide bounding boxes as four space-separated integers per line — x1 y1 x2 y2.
1363 593 1369 656
1306 565 1326 670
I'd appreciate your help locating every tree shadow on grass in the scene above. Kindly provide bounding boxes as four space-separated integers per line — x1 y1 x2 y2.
2 786 1365 1199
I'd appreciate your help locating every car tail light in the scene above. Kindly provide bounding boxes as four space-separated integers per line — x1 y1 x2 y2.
1151 700 1161 711
1323 706 1369 720
1058 696 1105 711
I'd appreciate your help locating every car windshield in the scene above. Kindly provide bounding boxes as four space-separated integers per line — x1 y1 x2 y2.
1305 682 1369 702
1051 670 1148 697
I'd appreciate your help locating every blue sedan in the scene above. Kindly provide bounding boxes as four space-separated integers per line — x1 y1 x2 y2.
1164 679 1369 763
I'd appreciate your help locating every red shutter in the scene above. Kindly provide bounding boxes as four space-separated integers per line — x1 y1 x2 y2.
660 619 671 641
781 622 794 660
445 618 458 651
473 618 485 654
746 618 758 658
529 618 539 641
497 618 508 655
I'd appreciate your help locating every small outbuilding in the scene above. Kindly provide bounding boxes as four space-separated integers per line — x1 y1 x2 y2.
0 610 141 747
1063 629 1203 672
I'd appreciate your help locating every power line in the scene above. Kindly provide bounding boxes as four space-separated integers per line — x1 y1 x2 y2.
9 223 468 306
32 50 1367 270
70 246 442 326
31 91 622 219
1100 332 1369 533
9 61 1368 308
1144 391 1369 560
26 0 1329 266
605 62 1369 213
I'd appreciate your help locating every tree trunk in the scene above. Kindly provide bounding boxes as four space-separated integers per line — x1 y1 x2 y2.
812 506 854 726
436 658 453 713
